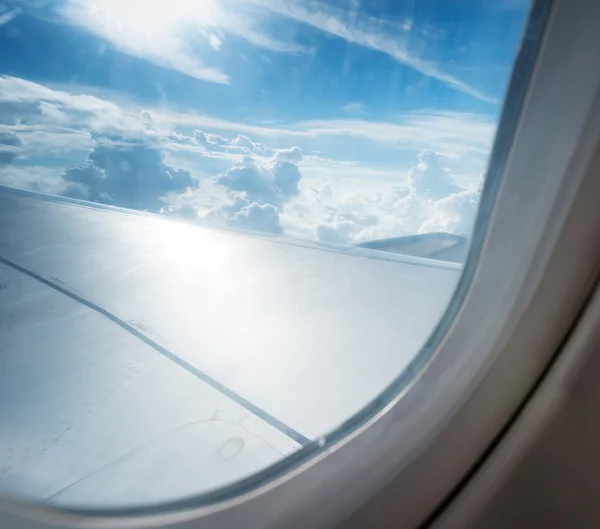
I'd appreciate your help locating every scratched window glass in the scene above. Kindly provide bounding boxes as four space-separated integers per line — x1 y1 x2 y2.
0 0 528 509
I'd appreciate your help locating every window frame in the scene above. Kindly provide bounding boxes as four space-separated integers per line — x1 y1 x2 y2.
4 0 600 527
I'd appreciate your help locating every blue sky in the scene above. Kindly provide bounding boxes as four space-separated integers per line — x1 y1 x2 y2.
0 0 529 244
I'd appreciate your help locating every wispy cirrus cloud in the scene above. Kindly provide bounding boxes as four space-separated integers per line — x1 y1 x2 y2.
293 112 495 157
61 0 306 84
342 102 366 115
257 0 498 103
60 0 494 102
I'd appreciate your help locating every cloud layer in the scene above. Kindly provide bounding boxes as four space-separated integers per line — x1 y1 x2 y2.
302 153 483 245
0 76 496 164
0 76 486 248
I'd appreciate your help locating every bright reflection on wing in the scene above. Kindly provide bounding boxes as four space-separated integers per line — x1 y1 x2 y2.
149 217 238 296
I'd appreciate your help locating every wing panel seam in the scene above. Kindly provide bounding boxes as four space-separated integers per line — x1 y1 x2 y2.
0 256 310 447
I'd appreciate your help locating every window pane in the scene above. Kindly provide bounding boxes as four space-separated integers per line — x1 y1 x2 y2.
0 0 530 509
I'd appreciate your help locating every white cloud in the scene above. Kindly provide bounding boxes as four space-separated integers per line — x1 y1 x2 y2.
4 125 94 157
285 150 483 244
0 165 63 194
151 134 305 235
0 76 495 165
342 102 366 114
419 176 483 235
295 112 496 159
0 76 488 249
299 155 396 184
0 6 22 27
194 130 273 157
407 150 461 199
0 76 144 136
58 0 493 101
209 34 222 51
61 0 305 83
313 207 378 245
215 149 302 206
160 110 495 163
274 146 302 163
0 128 23 166
181 192 283 234
229 200 283 234
63 0 228 84
61 140 198 211
314 219 355 245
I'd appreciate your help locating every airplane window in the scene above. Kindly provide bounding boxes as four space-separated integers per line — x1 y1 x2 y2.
0 0 530 513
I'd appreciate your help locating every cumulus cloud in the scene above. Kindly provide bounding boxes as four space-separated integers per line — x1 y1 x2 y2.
158 137 305 235
407 150 461 199
202 193 283 234
194 131 272 157
314 220 354 245
420 176 483 235
178 143 305 235
274 146 302 163
231 134 269 155
0 76 488 247
194 130 228 149
301 150 482 245
229 201 283 234
312 205 380 245
57 139 481 243
215 148 302 206
0 128 23 166
319 184 333 201
60 141 198 211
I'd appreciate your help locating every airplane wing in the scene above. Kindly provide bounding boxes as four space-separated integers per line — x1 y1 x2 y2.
0 186 461 508
358 233 468 263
